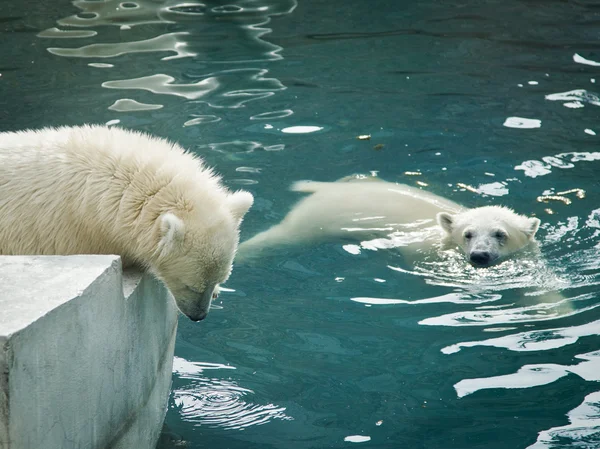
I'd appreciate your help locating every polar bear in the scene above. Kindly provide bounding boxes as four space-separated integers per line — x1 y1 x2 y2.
237 176 540 267
0 125 253 321
436 207 540 267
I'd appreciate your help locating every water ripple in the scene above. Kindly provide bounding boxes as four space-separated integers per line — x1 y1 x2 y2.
503 117 542 129
196 140 263 155
44 0 297 63
431 209 600 417
527 391 600 449
442 317 600 354
421 293 595 327
37 27 97 39
352 207 600 332
351 292 501 306
183 115 220 127
454 350 600 398
545 88 600 107
48 32 195 60
56 0 197 28
515 150 600 178
573 53 600 67
172 357 292 430
108 98 163 112
102 69 284 107
250 109 294 120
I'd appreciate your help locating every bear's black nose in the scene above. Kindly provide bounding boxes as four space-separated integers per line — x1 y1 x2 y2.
470 251 491 266
188 312 207 322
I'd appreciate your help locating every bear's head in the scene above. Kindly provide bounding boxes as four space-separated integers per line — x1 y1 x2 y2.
436 206 541 267
151 190 254 321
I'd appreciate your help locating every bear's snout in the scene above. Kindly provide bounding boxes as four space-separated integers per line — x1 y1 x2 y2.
187 311 208 322
469 250 495 267
173 284 217 322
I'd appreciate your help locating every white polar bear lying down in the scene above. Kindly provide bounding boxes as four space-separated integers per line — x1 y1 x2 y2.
0 125 253 321
237 176 540 267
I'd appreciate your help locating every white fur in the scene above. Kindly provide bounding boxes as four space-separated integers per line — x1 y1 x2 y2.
238 177 463 257
0 125 253 321
238 176 539 267
437 206 541 266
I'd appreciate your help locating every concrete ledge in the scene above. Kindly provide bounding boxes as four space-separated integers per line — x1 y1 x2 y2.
0 256 178 449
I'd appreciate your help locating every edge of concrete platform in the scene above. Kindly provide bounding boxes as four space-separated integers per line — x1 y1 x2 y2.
0 255 178 449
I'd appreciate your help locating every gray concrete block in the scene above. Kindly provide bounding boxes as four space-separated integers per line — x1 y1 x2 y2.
0 256 178 449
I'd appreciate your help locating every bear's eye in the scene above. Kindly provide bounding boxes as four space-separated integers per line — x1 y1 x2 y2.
464 231 473 240
493 230 507 240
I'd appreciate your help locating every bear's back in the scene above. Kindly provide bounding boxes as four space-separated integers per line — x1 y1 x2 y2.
0 125 222 259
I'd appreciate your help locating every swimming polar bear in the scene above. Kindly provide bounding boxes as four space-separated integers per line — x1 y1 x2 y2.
237 176 541 267
238 176 576 321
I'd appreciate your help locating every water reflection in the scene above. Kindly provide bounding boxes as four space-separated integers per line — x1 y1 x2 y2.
503 116 542 129
171 357 292 430
455 350 600 398
573 53 600 67
57 0 187 27
102 69 284 107
196 140 265 154
351 292 502 306
37 27 97 38
442 317 600 354
343 201 600 435
426 206 600 418
545 88 600 107
527 391 600 449
54 0 296 29
356 246 584 327
42 0 297 63
39 0 297 120
48 32 196 60
515 151 600 178
250 109 293 120
183 115 220 126
108 98 163 111
88 62 114 68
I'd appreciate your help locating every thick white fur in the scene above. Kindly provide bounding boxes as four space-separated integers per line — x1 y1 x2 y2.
237 176 539 266
437 206 541 266
238 177 463 259
0 125 253 321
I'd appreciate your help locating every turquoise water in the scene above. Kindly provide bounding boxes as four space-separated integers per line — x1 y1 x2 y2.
2 1 600 448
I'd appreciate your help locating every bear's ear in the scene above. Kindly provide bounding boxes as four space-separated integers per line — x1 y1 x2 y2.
524 217 541 239
227 190 254 223
437 212 454 234
158 212 185 254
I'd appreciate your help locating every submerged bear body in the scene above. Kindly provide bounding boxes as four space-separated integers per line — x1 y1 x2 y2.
238 176 540 267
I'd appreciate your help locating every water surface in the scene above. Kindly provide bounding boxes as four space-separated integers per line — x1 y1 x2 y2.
2 1 600 448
